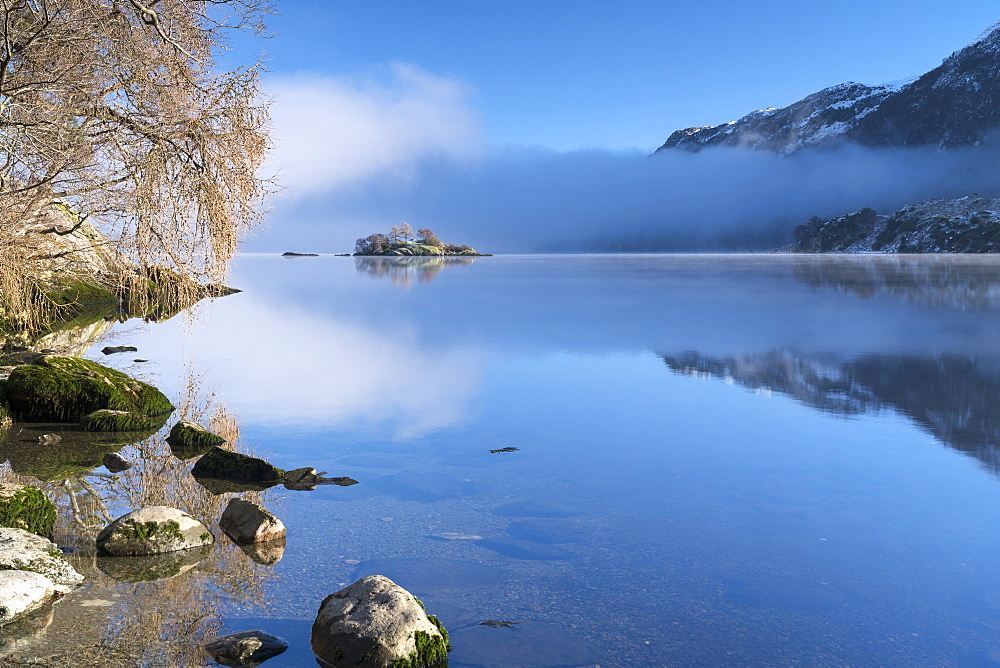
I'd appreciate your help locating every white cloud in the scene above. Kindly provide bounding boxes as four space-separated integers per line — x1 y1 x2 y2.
267 64 482 196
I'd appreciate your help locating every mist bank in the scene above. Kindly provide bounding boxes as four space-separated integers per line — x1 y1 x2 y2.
256 142 1000 253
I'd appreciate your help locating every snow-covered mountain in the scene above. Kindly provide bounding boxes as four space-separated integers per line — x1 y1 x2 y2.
656 23 1000 154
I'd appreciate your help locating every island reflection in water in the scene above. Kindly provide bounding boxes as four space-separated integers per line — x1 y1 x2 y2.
10 253 1000 665
353 255 477 287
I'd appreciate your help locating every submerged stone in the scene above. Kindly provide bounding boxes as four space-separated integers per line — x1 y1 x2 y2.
506 519 585 544
491 499 583 518
205 630 289 667
5 355 173 422
96 506 214 556
102 452 133 473
191 447 283 483
0 427 140 480
311 575 449 667
476 537 575 561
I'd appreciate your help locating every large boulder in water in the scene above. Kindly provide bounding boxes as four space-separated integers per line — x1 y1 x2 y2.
311 575 449 667
96 506 213 556
4 355 173 422
219 498 286 544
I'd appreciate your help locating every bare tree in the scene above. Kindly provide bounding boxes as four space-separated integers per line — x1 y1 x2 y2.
0 0 275 320
399 221 413 243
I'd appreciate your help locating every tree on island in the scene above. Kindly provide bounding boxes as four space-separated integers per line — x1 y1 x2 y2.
0 0 275 326
354 225 482 256
417 228 444 248
399 222 414 243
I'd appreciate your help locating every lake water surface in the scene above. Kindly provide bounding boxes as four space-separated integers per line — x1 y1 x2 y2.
10 253 1000 667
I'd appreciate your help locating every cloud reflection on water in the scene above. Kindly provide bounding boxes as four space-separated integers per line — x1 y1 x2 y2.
180 296 484 438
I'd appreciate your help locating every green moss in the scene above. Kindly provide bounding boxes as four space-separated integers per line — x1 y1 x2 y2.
5 355 173 422
390 629 450 668
166 421 225 460
427 616 450 649
0 486 56 537
80 409 163 432
190 447 283 482
116 519 182 542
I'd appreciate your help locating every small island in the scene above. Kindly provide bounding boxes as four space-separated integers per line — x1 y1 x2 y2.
354 223 489 256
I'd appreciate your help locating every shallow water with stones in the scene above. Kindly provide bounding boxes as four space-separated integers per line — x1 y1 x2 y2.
7 253 1000 666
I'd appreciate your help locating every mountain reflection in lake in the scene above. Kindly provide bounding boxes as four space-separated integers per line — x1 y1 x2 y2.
11 253 1000 666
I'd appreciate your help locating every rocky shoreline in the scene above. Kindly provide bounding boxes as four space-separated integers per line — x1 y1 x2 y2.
782 194 1000 254
0 350 449 666
0 213 451 666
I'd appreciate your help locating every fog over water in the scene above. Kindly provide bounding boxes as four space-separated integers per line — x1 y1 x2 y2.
256 67 1000 254
259 141 1000 253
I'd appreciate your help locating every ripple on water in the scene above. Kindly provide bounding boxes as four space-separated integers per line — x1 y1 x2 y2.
492 499 584 518
506 519 585 544
350 558 503 596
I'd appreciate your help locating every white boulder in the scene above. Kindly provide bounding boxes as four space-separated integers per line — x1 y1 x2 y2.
311 575 449 667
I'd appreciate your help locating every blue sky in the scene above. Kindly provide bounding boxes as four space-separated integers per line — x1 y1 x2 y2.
235 2 1000 252
246 1 999 151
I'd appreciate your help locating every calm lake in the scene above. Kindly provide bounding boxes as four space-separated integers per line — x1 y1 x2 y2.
9 253 1000 667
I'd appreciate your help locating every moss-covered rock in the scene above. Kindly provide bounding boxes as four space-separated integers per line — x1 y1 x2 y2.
80 408 165 432
96 506 214 556
166 421 226 460
5 355 173 422
191 447 283 482
311 575 450 667
0 485 56 538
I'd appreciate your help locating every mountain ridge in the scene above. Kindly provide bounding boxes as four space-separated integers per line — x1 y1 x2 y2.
655 23 1000 154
